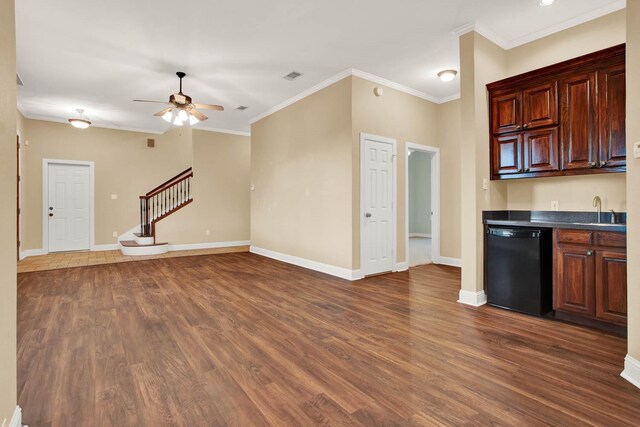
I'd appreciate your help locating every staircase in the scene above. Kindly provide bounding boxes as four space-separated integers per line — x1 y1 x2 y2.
119 168 193 256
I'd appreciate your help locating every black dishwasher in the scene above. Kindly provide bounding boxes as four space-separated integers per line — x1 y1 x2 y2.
485 227 552 316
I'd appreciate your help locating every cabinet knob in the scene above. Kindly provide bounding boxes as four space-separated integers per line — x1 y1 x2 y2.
522 123 529 129
600 160 607 167
586 250 593 256
589 162 597 167
516 125 522 130
524 167 530 172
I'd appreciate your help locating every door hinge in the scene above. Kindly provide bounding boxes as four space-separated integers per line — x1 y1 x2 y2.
18 175 21 182
18 208 20 214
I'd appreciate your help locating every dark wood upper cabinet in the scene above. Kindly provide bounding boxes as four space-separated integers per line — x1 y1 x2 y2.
487 44 625 180
524 128 559 173
491 91 522 134
598 63 626 168
523 82 557 130
561 72 597 170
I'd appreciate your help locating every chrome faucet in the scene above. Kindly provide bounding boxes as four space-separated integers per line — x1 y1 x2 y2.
610 209 616 224
593 196 602 223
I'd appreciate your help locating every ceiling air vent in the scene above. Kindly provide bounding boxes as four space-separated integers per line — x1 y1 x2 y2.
16 74 24 86
283 71 303 81
235 105 248 111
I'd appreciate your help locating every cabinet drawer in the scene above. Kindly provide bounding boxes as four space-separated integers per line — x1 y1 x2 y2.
556 229 592 246
594 232 626 248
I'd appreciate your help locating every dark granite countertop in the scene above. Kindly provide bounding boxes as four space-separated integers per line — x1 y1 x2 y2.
482 210 627 233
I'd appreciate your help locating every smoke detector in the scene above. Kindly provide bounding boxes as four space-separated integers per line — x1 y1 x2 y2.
283 71 303 81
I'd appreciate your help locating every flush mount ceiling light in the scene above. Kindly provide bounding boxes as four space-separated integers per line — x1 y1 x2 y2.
538 0 555 6
437 69 458 82
68 109 91 129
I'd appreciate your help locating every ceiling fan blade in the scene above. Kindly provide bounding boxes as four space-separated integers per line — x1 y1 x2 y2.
154 107 173 117
133 99 172 104
194 103 224 111
190 108 208 122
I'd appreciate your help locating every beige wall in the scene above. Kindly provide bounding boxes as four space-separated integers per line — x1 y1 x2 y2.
156 129 251 244
21 120 192 249
505 10 627 212
351 76 442 267
251 77 353 269
0 0 17 424
626 0 640 363
460 31 509 294
437 99 461 259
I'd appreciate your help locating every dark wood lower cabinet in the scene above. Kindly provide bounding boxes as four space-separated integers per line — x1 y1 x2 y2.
554 229 627 329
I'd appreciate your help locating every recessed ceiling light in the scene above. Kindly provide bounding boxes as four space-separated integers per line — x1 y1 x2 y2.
437 69 457 82
68 109 91 129
538 0 555 6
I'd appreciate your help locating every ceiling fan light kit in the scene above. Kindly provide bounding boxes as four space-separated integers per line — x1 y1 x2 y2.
134 72 223 127
68 108 91 129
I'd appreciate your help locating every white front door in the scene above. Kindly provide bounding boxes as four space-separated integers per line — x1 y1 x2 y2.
48 163 91 252
362 136 395 275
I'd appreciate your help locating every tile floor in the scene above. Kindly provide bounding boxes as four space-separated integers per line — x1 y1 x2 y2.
17 245 250 273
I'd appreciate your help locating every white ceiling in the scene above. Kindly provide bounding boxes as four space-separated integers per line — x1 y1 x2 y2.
16 0 624 134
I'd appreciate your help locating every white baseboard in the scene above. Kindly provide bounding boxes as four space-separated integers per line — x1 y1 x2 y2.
169 240 251 251
621 354 640 390
91 244 119 251
394 261 409 272
8 406 21 427
458 289 487 307
409 233 431 238
250 246 361 281
435 256 462 268
19 248 46 260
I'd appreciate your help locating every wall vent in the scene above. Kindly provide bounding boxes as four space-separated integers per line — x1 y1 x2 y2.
16 74 24 86
283 71 303 81
235 105 248 111
147 138 155 148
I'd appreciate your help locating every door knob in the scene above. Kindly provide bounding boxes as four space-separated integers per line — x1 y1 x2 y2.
49 213 53 217
49 207 53 210
365 213 372 218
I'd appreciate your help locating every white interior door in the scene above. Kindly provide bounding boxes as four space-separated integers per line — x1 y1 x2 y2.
48 163 91 252
362 137 395 275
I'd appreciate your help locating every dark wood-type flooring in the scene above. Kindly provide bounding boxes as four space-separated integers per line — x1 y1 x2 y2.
17 252 640 426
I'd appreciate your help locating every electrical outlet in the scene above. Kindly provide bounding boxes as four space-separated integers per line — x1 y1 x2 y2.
551 201 559 211
482 178 488 191
250 184 256 191
206 229 210 236
634 141 640 159
112 231 118 237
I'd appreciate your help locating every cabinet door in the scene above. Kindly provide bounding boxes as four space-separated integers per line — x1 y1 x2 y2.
598 63 626 168
555 246 596 316
561 72 597 170
523 128 559 173
491 91 522 134
492 134 522 176
523 82 558 130
595 250 627 325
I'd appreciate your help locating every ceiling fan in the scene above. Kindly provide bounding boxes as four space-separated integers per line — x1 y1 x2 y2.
134 72 224 126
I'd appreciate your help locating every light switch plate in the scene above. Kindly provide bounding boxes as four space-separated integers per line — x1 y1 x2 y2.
111 194 118 200
482 178 488 191
551 201 559 211
250 185 256 191
634 141 640 159
112 231 118 237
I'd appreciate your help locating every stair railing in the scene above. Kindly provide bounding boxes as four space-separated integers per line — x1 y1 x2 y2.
139 167 193 238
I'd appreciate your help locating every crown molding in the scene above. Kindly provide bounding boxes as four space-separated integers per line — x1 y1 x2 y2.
22 113 164 134
250 68 457 125
452 20 509 49
452 1 626 50
249 69 353 125
195 126 251 137
436 93 461 104
351 69 441 103
506 0 626 49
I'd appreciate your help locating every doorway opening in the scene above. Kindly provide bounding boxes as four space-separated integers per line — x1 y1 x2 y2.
405 143 440 267
42 159 95 253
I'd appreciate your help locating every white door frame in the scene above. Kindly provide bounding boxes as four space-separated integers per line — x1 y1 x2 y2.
405 142 441 265
359 133 398 275
42 159 95 253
